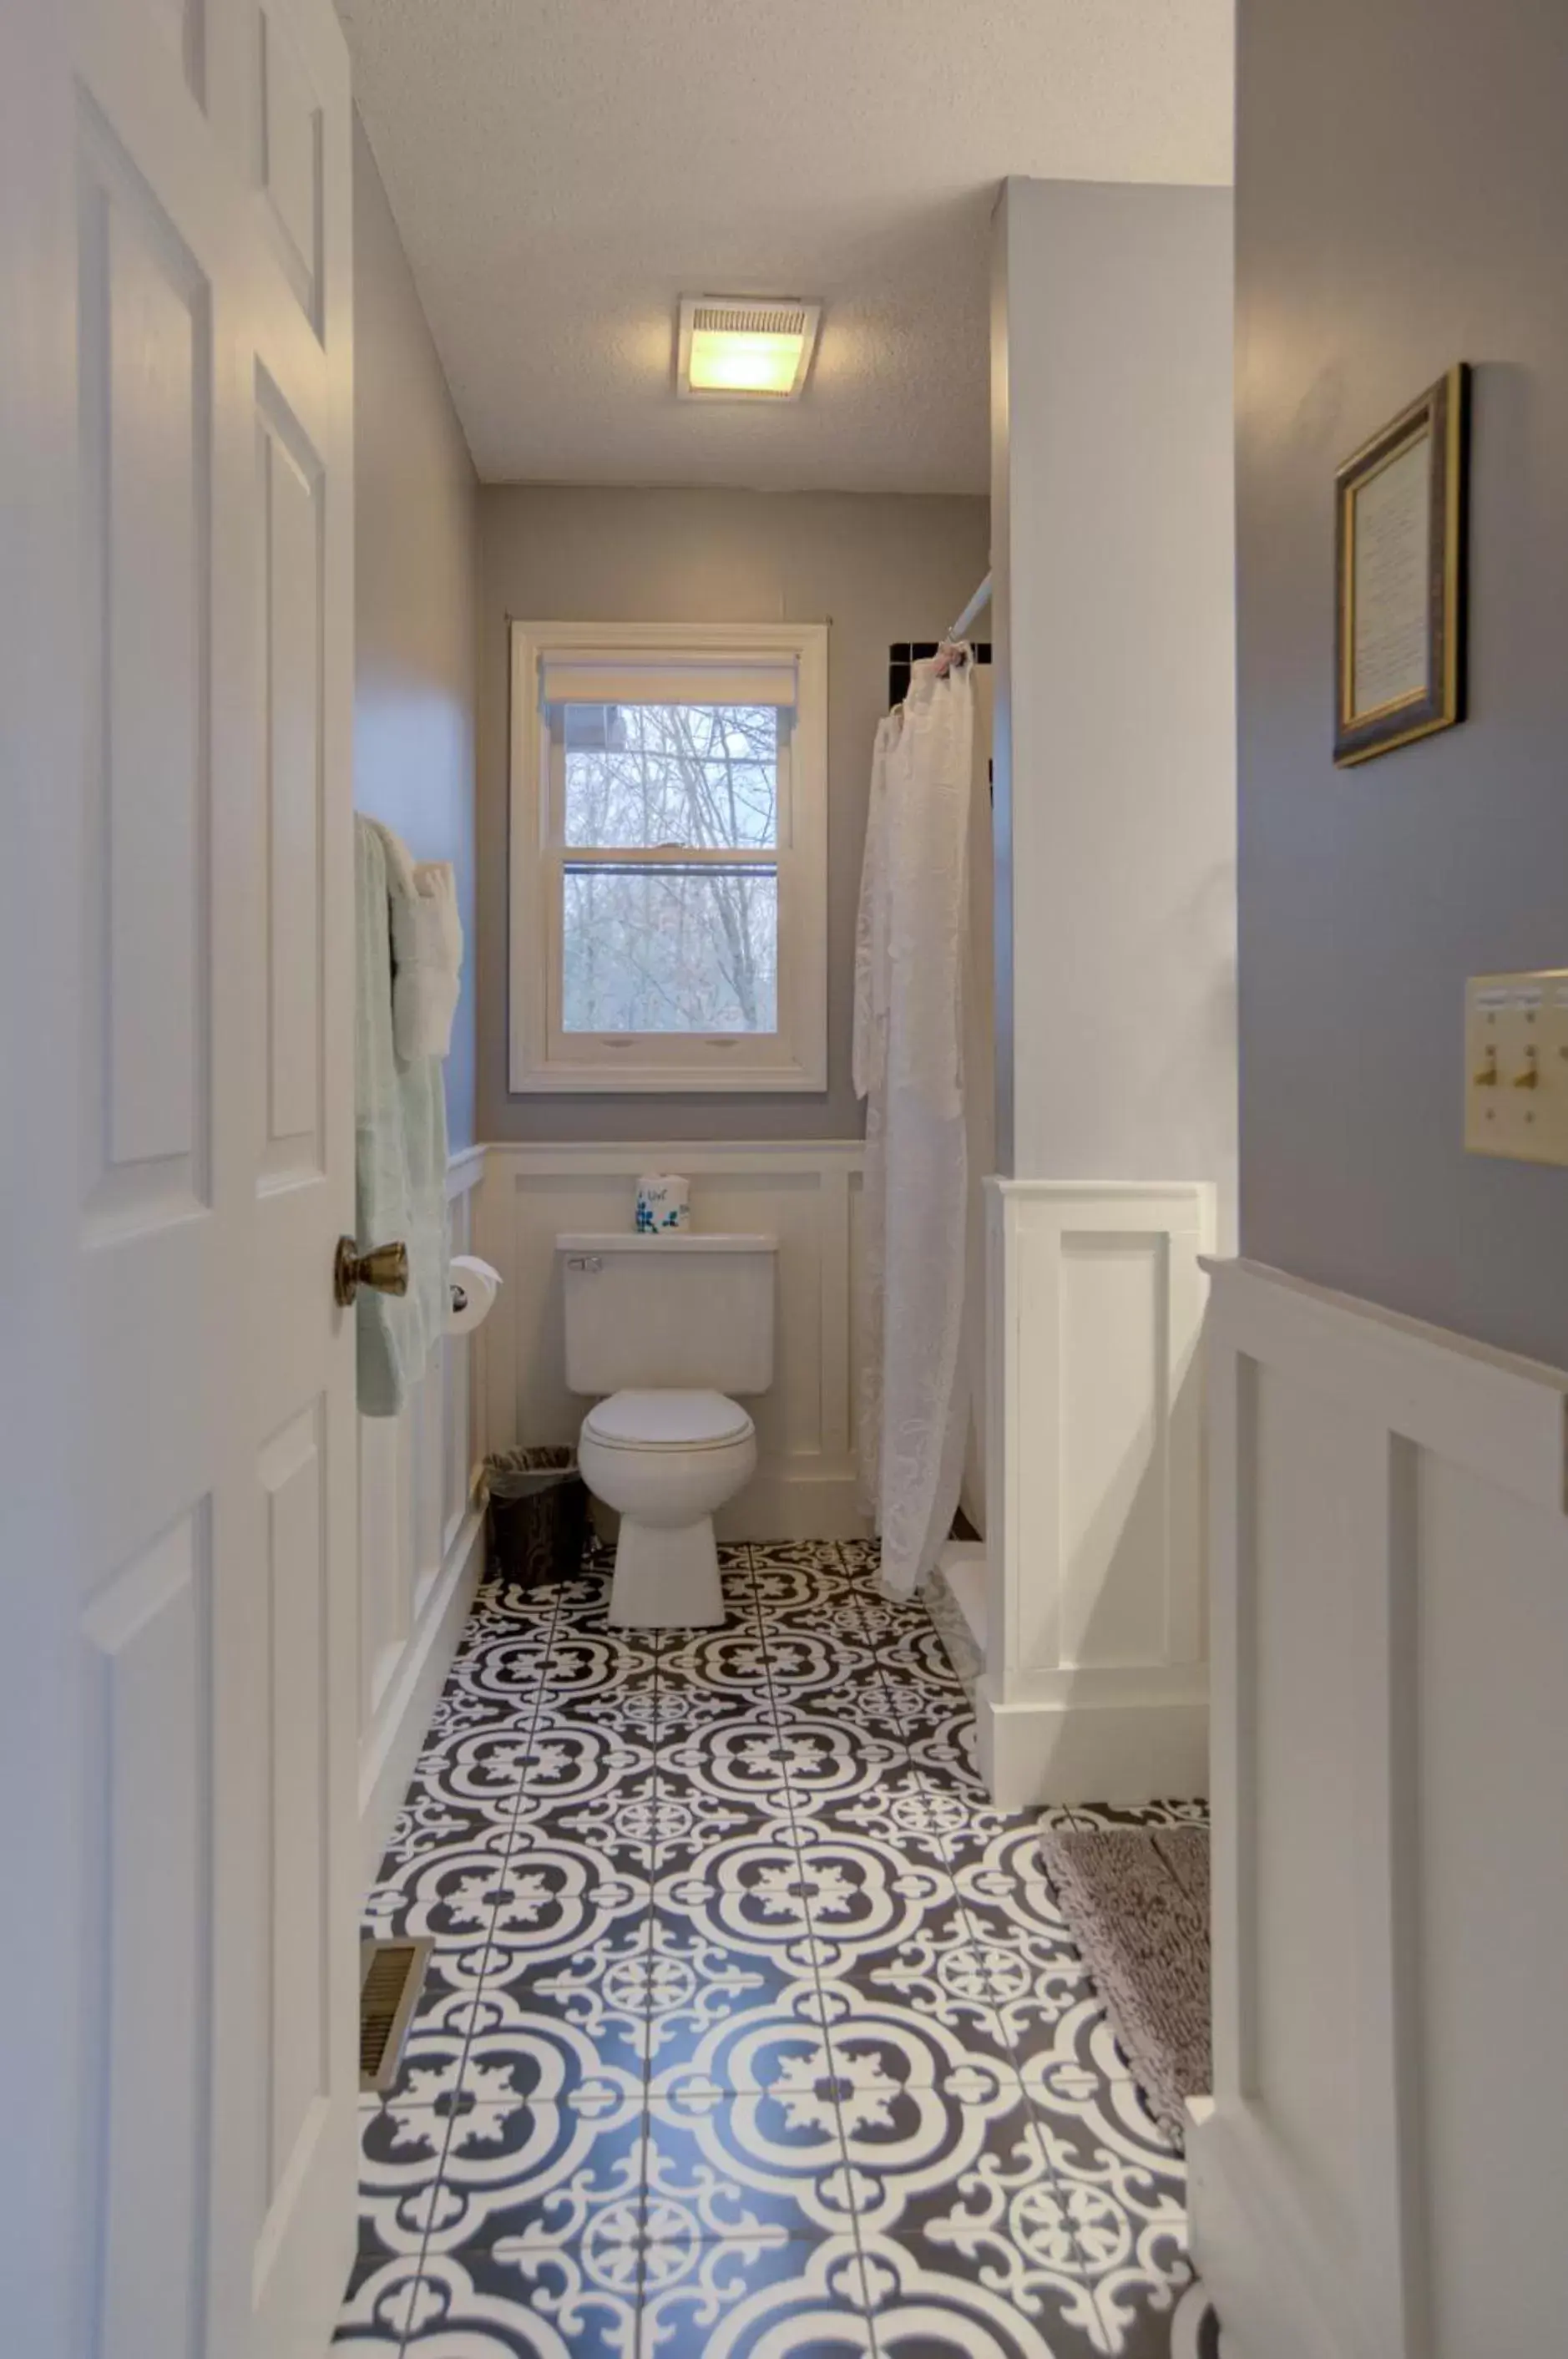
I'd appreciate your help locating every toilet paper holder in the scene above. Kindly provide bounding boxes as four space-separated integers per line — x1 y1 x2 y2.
446 1253 503 1336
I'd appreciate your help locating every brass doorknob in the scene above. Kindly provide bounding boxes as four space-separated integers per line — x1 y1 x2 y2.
335 1236 409 1308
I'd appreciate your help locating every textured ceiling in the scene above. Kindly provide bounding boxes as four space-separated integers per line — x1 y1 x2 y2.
338 0 1232 493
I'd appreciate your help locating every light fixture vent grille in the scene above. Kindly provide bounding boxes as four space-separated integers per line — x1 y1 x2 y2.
676 294 822 402
692 302 810 339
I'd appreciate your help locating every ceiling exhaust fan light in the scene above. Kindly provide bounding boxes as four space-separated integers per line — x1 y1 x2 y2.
688 327 803 395
676 296 822 402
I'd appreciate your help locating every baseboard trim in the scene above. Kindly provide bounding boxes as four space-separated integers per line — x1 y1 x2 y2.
1186 2109 1358 2359
975 1670 1208 1809
357 1492 487 1893
715 1471 871 1545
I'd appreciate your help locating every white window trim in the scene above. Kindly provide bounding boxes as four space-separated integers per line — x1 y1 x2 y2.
508 619 828 1094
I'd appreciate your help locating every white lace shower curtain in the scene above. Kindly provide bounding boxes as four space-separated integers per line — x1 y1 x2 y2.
853 656 974 1597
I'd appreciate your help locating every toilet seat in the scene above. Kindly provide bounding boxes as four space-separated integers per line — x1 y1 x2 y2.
582 1388 753 1454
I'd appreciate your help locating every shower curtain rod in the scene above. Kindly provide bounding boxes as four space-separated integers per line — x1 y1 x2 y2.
948 570 993 644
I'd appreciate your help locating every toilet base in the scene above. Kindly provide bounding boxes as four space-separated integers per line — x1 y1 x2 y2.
609 1512 726 1628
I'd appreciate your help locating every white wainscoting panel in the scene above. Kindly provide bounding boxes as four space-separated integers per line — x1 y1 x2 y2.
356 1147 488 1889
1191 1258 1568 2359
976 1180 1213 1806
475 1143 867 1543
79 1506 211 2359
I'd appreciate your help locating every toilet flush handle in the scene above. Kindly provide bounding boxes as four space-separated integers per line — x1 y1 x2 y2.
566 1255 604 1273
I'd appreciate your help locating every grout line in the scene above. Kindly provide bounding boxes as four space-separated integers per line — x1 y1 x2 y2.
637 1545 766 2306
837 1541 921 1734
835 1540 978 2354
756 1543 888 2349
638 1608 675 2259
835 1543 1107 2351
392 1568 576 2348
878 1566 1198 2321
743 1547 856 2167
858 1563 1034 1976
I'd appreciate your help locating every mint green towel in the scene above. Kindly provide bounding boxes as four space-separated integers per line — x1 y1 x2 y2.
355 815 450 1416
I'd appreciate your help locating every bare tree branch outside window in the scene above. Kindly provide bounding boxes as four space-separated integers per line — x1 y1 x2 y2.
561 704 781 1034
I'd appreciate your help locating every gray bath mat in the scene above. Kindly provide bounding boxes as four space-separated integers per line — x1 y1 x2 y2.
1039 1824 1211 2148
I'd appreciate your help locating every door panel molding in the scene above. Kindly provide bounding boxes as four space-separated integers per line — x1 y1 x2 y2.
4 4 360 2356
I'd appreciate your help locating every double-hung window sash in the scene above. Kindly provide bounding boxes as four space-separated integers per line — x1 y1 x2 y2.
543 654 796 1074
510 623 828 1092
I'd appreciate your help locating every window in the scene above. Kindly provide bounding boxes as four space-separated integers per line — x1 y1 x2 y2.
508 623 827 1091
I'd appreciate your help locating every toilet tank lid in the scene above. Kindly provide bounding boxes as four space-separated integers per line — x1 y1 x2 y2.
555 1232 777 1253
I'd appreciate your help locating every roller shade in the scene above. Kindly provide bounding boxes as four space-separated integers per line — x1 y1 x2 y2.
540 652 798 710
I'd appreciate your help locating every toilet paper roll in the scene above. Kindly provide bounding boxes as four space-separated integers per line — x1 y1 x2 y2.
448 1253 502 1334
635 1173 690 1233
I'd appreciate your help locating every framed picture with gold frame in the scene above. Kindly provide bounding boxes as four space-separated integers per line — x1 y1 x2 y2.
1334 363 1470 767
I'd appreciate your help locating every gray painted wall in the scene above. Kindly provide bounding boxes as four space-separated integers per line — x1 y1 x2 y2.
476 485 990 1142
352 114 479 1148
1237 0 1568 1366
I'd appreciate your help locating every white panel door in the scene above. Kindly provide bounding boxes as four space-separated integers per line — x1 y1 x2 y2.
0 3 358 2356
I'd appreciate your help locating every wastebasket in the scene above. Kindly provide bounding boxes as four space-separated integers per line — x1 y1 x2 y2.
485 1446 589 1592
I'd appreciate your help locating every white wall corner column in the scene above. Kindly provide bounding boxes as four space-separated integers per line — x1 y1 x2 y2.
980 179 1235 1806
1191 1257 1568 2359
357 1145 489 1888
989 177 1237 1212
976 1181 1213 1806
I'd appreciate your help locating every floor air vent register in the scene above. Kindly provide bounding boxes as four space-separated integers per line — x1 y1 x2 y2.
358 1936 432 2093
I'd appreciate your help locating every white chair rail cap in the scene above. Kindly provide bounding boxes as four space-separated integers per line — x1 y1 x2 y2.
555 1233 777 1253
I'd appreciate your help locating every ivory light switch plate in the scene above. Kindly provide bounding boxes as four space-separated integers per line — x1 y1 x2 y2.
1465 970 1568 1164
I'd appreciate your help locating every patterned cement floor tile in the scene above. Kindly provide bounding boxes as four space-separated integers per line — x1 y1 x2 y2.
639 2235 874 2356
395 2242 641 2356
337 1543 1222 2358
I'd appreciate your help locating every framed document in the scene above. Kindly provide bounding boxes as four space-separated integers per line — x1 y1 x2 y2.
1334 363 1469 766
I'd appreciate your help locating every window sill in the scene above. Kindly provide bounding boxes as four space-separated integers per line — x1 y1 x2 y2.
508 1056 827 1095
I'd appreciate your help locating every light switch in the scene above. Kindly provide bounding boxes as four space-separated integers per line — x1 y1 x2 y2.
1465 970 1568 1165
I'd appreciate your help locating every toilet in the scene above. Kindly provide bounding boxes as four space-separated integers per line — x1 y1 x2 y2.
559 1230 777 1627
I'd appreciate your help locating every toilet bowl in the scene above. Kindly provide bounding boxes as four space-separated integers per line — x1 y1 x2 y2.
577 1388 756 1628
558 1228 776 1628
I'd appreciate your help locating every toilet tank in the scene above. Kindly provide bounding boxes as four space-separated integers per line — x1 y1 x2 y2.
557 1233 777 1395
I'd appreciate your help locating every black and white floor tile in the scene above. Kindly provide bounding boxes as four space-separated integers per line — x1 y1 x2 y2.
337 1540 1222 2357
